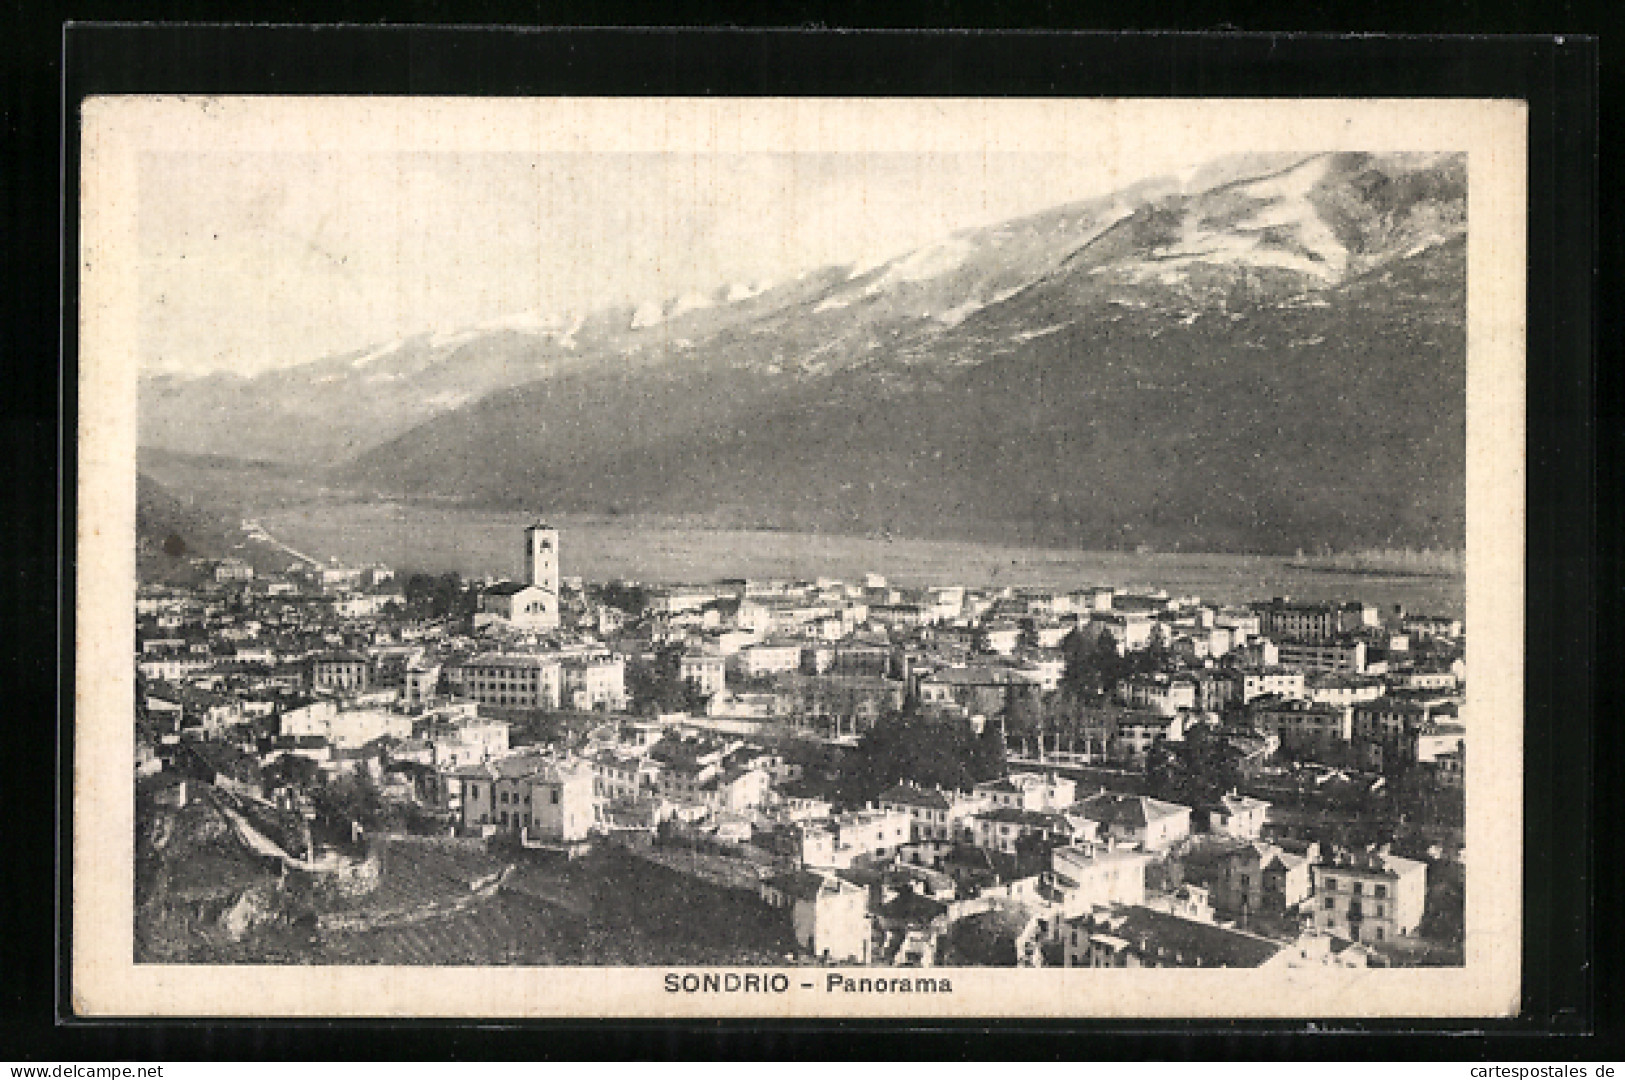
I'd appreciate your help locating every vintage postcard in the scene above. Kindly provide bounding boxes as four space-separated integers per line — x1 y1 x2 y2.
74 96 1525 1018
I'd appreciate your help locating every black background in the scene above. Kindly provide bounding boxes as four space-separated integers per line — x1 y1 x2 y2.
2 9 1608 1062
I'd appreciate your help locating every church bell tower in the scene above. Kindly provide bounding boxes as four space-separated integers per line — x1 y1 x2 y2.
524 519 559 594
521 519 560 629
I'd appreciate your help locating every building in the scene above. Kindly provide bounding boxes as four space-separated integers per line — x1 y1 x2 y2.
679 652 727 697
1390 668 1460 692
137 654 211 682
964 808 1095 856
1079 612 1156 652
1401 614 1463 641
734 642 804 678
526 759 596 843
311 563 364 592
458 753 595 842
1250 697 1353 754
477 519 561 631
1214 609 1261 642
1415 724 1466 765
877 784 983 843
1190 670 1239 712
1111 712 1183 763
974 772 1077 813
312 651 370 692
278 699 339 739
590 751 652 802
1061 906 1286 968
1118 673 1198 716
1275 638 1368 675
562 653 627 711
773 674 907 737
1430 745 1465 789
1233 666 1306 704
917 665 1043 716
1258 600 1340 642
981 623 1022 655
213 558 254 583
479 582 555 631
325 707 413 750
648 586 725 616
402 661 443 705
1305 673 1387 708
800 807 912 868
1337 602 1380 633
759 871 872 963
702 764 773 813
1352 696 1446 743
426 714 511 770
447 653 563 710
1074 792 1192 852
523 520 561 621
1203 792 1272 839
1214 841 1317 915
455 755 540 828
1311 848 1428 944
1044 844 1149 915
826 643 893 678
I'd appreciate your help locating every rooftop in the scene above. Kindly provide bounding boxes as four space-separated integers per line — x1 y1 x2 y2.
1076 792 1191 829
483 581 538 597
1216 793 1272 815
877 784 954 811
1082 905 1283 968
1317 848 1428 878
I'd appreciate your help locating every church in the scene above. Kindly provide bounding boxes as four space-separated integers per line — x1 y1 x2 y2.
478 519 561 631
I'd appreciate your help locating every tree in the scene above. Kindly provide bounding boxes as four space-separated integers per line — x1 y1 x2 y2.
401 570 473 619
1013 826 1055 866
266 753 321 792
1148 856 1185 893
1129 630 1174 676
161 533 188 558
1061 628 1125 700
968 721 1008 783
835 706 1006 804
627 644 695 715
1144 724 1243 806
1002 684 1045 756
440 572 476 618
600 582 651 615
315 770 384 837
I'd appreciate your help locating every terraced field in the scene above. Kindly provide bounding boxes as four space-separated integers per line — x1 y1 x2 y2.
301 846 801 966
313 891 591 965
322 837 507 915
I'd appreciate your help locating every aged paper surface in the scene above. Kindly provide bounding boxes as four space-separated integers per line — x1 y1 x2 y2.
76 97 1525 1017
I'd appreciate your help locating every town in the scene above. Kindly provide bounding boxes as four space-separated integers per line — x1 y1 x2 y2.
135 519 1467 970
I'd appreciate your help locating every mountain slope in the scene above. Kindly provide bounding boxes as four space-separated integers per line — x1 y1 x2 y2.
137 268 863 467
338 152 1466 553
344 235 1464 553
146 151 1467 554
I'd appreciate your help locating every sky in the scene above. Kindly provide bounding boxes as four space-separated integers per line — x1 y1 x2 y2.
137 149 1207 377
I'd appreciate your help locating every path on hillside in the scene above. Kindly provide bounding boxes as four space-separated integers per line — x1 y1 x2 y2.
242 518 322 569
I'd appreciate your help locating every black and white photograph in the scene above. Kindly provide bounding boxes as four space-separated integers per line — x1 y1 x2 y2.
72 96 1526 1018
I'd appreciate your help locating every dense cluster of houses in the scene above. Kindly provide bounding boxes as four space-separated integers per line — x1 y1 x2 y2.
135 520 1464 968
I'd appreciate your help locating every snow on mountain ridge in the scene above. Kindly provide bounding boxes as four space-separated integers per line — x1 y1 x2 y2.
669 291 715 318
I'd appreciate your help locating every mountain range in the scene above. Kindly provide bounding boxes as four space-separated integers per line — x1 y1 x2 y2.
138 151 1467 556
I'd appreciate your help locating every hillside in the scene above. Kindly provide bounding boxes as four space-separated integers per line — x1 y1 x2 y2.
144 151 1467 555
137 472 232 567
137 468 299 580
